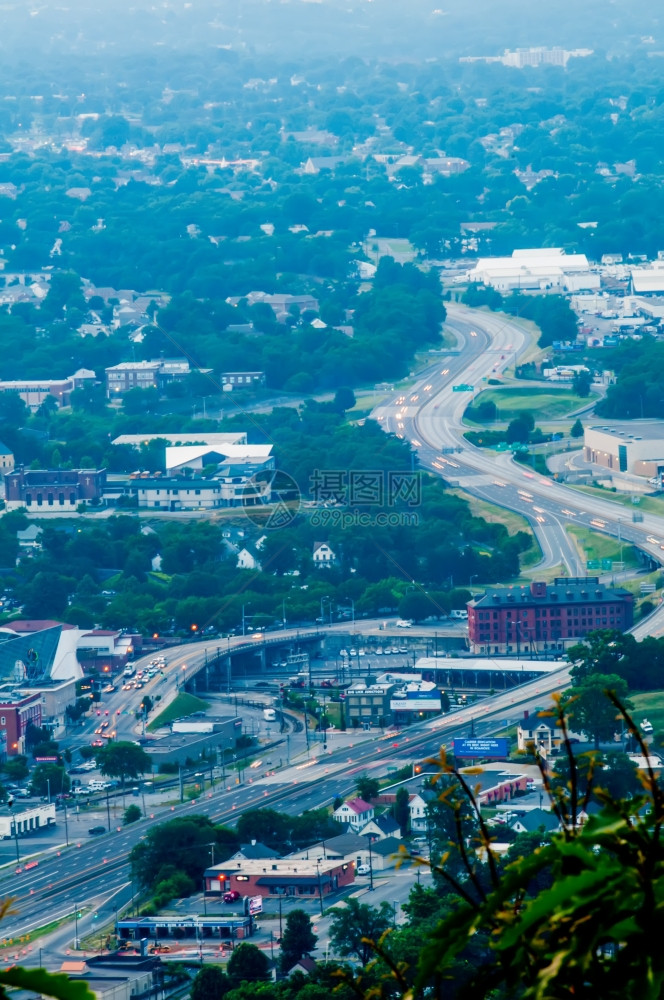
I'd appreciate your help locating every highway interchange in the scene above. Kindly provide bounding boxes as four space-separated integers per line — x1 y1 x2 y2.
5 302 664 959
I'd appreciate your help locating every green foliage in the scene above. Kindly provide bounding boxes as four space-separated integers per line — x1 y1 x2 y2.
570 417 584 438
226 942 270 984
30 763 69 797
130 815 239 890
279 909 318 973
96 741 151 782
191 965 230 1000
329 897 393 965
123 804 141 825
564 673 631 747
355 774 380 801
393 787 410 836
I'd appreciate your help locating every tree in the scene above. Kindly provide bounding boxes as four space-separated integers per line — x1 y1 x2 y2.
96 741 151 786
123 804 141 825
570 417 584 438
572 369 593 397
190 966 230 1000
30 763 69 798
333 387 356 412
279 909 318 972
564 673 631 748
130 815 236 889
226 942 270 984
393 786 410 836
329 897 393 964
4 757 29 781
355 774 380 801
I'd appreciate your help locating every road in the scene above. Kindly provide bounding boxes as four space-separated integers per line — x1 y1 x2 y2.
372 303 664 640
0 661 570 949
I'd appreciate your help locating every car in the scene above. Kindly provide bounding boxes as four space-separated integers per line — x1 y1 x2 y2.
88 826 106 836
223 890 241 903
320 679 332 688
398 646 408 654
357 864 371 876
395 619 413 628
339 649 348 658
74 787 90 797
349 648 357 656
91 739 104 747
375 647 383 655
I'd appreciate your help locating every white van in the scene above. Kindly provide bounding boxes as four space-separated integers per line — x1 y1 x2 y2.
87 780 109 792
449 610 468 620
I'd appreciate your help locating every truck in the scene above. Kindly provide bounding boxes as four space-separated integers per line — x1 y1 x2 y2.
263 708 276 722
449 609 468 620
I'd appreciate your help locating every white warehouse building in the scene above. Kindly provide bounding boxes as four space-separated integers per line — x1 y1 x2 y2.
465 248 599 293
584 422 664 478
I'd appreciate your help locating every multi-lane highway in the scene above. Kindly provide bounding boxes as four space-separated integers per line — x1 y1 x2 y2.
0 661 569 945
372 303 664 640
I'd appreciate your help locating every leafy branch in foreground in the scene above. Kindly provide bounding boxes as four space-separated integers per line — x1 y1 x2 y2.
341 692 664 1000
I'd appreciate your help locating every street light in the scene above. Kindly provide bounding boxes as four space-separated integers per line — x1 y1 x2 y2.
242 603 251 636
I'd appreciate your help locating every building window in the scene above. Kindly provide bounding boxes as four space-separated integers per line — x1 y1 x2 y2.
59 493 64 505
69 493 76 504
48 493 53 506
25 493 32 505
37 493 43 506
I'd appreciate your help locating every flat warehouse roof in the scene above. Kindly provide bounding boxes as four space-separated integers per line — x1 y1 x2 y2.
588 421 664 441
416 657 562 674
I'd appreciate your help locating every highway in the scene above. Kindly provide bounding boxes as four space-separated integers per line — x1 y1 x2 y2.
372 303 664 641
0 661 570 946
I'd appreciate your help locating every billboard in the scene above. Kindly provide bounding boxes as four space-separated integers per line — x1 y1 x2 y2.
248 895 263 916
453 737 509 759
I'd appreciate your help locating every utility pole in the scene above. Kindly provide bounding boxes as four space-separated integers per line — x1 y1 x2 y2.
368 837 374 891
63 797 70 846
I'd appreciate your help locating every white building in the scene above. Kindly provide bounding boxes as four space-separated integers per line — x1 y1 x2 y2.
313 541 336 566
465 248 598 293
333 797 375 831
165 443 273 475
134 479 223 511
583 422 664 479
236 548 260 570
0 802 55 838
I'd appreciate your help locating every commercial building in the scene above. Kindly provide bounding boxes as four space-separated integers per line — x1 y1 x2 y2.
105 359 210 397
0 801 55 837
112 432 247 448
0 369 96 411
468 578 634 654
204 856 354 900
165 442 273 475
288 832 400 871
221 371 266 390
0 620 85 683
141 717 242 768
584 422 664 479
4 468 106 511
0 692 41 755
116 914 253 943
344 679 395 729
390 679 442 724
464 248 598 293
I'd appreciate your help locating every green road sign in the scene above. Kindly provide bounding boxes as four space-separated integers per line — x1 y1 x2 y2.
586 560 600 570
601 558 613 570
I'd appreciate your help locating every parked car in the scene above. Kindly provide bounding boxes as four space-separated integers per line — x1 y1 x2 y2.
357 864 371 876
88 826 106 836
223 890 241 903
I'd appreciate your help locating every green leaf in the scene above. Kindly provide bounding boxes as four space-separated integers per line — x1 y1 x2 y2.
0 967 95 1000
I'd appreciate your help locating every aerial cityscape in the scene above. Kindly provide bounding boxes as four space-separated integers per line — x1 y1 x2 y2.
0 1 662 998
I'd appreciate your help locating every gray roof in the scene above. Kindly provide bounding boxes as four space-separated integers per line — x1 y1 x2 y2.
368 835 403 857
471 577 631 610
233 842 278 860
363 814 400 835
510 808 559 833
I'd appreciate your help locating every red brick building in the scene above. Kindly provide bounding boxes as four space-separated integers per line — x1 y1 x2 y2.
204 858 355 900
0 693 42 756
468 577 634 655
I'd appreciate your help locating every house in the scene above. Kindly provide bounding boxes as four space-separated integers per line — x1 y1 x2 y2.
0 441 13 472
229 841 279 861
288 957 317 977
408 794 428 833
286 832 394 872
360 814 401 841
333 797 375 831
313 541 336 567
517 712 583 753
236 548 260 571
509 808 560 835
16 524 42 551
366 835 403 870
